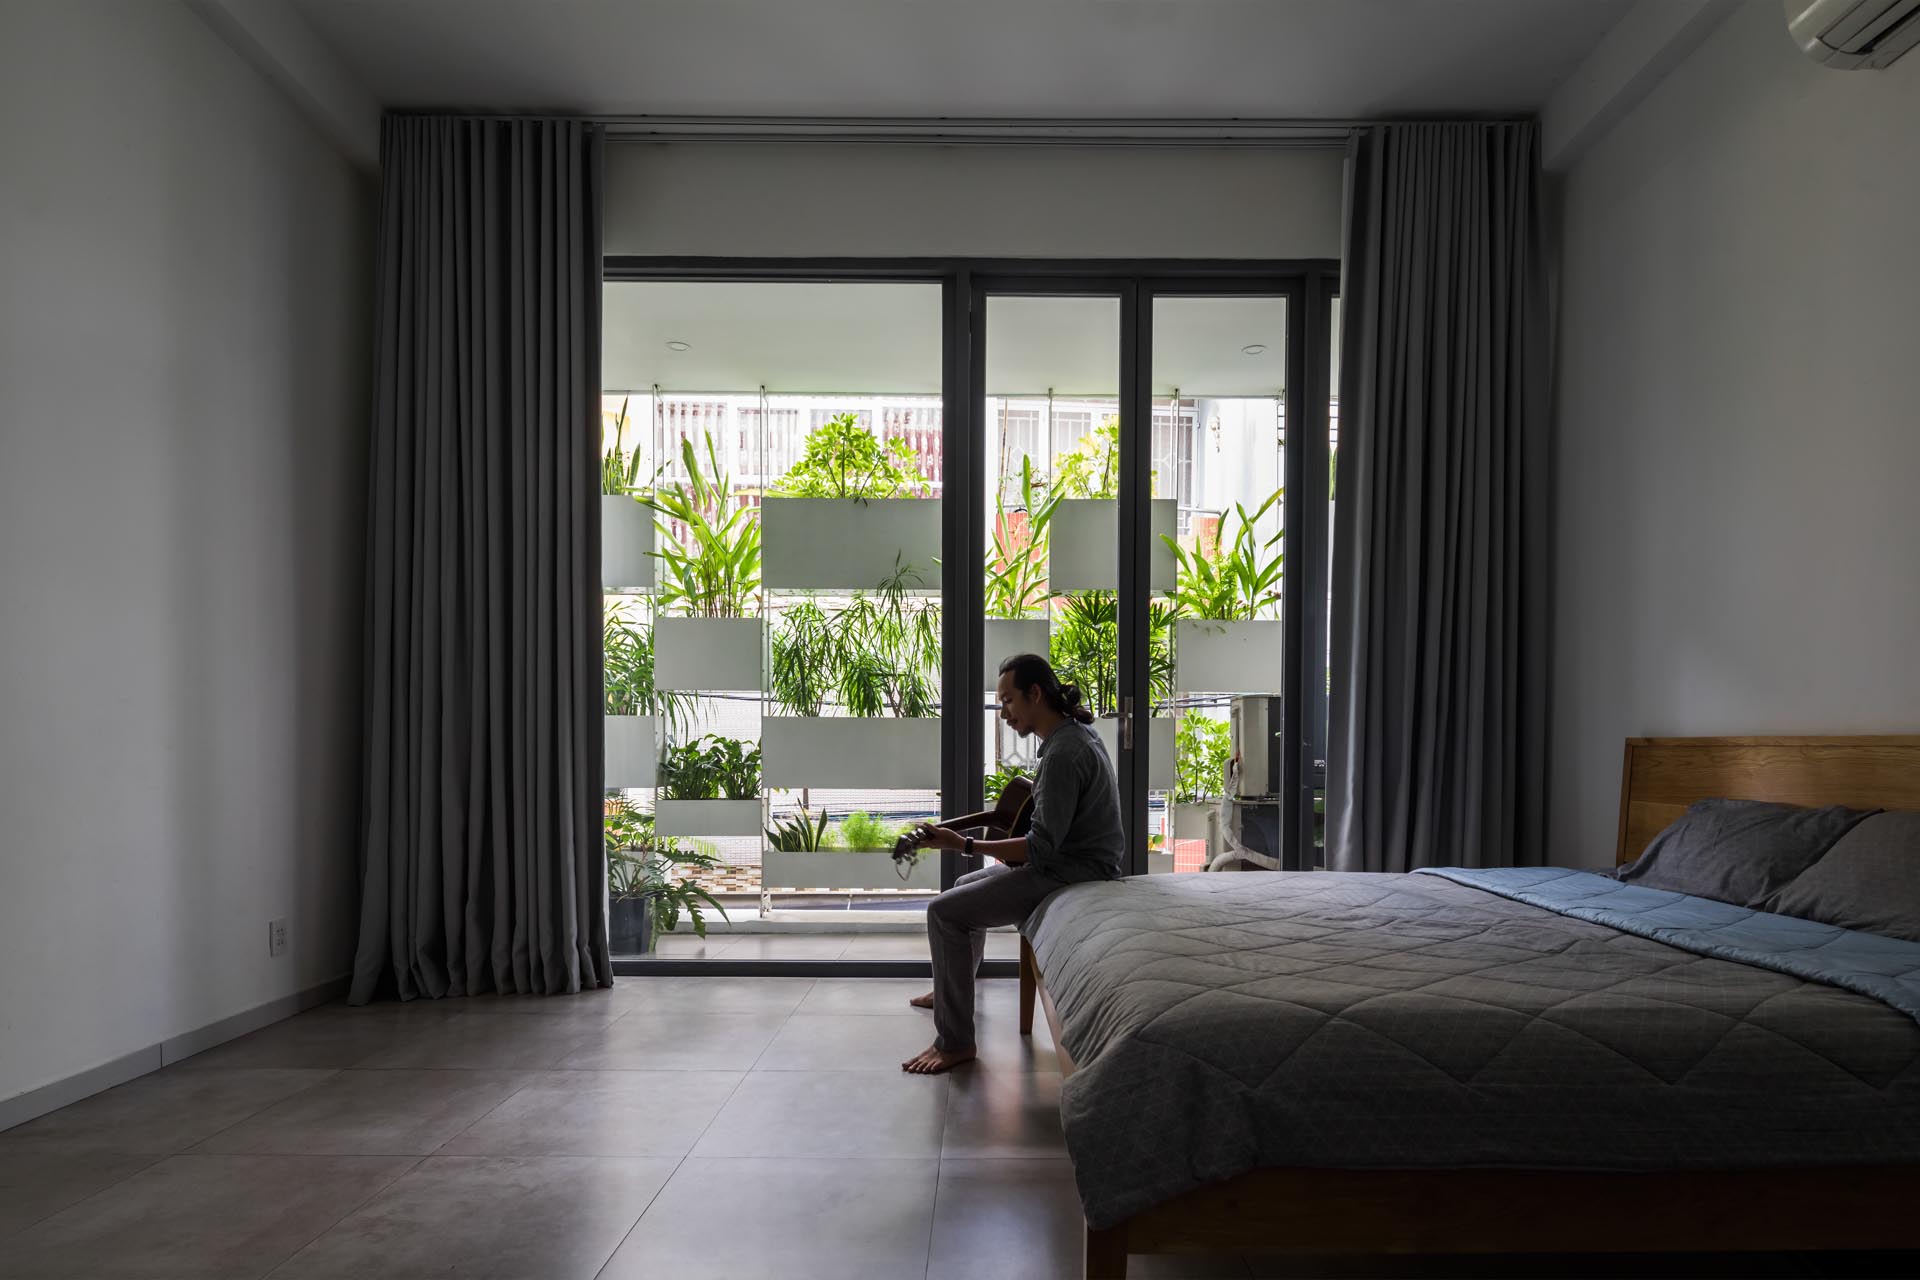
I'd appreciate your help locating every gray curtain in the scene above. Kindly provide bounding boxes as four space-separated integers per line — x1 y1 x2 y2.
350 117 610 1003
1326 122 1551 873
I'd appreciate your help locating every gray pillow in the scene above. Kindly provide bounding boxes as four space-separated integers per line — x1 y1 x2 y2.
1764 811 1920 941
1615 798 1876 908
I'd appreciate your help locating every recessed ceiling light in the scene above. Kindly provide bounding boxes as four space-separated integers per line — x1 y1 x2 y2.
666 340 691 352
1241 343 1267 356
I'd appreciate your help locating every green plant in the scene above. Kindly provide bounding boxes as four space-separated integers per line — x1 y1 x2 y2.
1046 417 1158 501
1162 489 1284 621
984 455 1064 620
766 560 942 718
1047 591 1176 715
768 600 837 717
657 735 761 800
770 412 928 500
1174 713 1233 805
639 433 761 617
767 806 830 852
602 604 694 734
835 559 942 717
604 795 728 938
983 765 1026 804
836 811 904 851
601 396 644 496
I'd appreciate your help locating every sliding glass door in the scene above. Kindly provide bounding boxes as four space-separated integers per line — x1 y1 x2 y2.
600 260 1336 965
968 272 1333 877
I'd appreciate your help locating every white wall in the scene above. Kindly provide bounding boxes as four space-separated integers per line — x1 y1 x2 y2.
1550 0 1920 867
0 1 373 1108
606 142 1346 259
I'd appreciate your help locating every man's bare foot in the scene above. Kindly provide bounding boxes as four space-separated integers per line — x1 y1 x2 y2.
909 991 935 1009
902 1044 977 1074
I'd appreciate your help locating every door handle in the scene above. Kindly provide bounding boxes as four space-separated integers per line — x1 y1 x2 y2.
1119 698 1134 750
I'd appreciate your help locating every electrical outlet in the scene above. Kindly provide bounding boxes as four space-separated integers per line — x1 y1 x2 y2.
269 917 288 958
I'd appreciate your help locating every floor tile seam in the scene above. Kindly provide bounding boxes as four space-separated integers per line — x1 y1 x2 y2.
589 1150 689 1280
0 1150 169 1244
256 1153 427 1280
172 1069 346 1156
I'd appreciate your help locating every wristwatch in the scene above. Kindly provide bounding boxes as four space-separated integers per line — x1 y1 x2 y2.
964 835 975 856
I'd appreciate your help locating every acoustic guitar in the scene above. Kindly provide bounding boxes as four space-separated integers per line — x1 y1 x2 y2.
891 776 1035 877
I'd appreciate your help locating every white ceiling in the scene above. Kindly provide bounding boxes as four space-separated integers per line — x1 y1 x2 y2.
292 0 1634 118
606 282 1293 396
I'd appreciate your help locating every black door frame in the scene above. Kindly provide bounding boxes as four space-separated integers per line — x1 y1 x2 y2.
603 256 1336 976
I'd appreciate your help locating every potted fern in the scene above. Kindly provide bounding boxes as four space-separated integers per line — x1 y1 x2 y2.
601 396 655 591
1165 488 1285 696
605 795 727 954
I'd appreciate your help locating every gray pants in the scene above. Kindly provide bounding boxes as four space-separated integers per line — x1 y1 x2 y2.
927 862 1061 1052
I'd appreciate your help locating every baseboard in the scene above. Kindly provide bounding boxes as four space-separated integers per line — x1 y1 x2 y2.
0 973 352 1134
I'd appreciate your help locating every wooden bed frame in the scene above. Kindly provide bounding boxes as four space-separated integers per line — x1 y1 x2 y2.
1016 735 1920 1278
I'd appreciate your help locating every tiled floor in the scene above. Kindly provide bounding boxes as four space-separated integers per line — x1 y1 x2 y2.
0 977 1912 1279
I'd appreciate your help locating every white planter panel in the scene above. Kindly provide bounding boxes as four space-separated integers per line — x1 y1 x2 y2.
1174 801 1218 841
604 715 658 790
763 849 941 892
982 619 1051 688
761 498 943 591
654 616 762 691
601 495 655 591
1048 499 1176 592
1147 850 1177 875
762 717 942 790
1093 716 1176 792
1173 619 1284 694
654 798 763 838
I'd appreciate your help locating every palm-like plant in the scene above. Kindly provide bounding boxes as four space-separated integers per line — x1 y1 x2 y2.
985 455 1064 620
769 600 837 718
638 433 762 618
1048 591 1176 715
1162 489 1283 622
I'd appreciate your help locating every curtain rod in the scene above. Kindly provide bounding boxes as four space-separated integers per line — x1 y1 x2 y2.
595 115 1359 147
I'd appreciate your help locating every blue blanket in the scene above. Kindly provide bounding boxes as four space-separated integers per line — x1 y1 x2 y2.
1417 866 1920 1026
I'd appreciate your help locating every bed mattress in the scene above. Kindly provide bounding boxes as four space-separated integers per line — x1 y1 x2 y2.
1025 871 1920 1230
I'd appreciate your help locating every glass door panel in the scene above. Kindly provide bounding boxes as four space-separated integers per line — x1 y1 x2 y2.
1150 295 1289 872
979 294 1121 820
601 279 945 955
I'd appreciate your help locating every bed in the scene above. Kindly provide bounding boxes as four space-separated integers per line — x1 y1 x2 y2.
1015 736 1920 1278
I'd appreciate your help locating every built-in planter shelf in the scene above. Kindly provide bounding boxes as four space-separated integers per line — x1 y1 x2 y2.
1094 716 1177 792
763 849 941 892
654 616 762 691
982 619 1050 687
1173 619 1283 694
1048 499 1177 592
1174 800 1218 842
654 798 763 838
604 715 658 790
761 498 942 591
601 495 655 592
762 717 942 790
1147 850 1177 875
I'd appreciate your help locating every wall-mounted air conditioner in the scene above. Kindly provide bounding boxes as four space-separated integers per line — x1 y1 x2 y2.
1787 0 1920 68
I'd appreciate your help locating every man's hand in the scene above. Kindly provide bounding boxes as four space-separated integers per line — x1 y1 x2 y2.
907 823 965 851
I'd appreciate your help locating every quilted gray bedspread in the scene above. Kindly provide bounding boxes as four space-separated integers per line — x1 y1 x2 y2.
1024 871 1920 1230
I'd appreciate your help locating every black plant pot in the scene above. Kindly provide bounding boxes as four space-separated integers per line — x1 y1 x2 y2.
609 895 654 956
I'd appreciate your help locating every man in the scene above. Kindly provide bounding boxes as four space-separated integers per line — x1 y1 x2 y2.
899 653 1124 1074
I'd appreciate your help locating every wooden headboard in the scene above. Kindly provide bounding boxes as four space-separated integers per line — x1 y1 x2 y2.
1615 735 1920 865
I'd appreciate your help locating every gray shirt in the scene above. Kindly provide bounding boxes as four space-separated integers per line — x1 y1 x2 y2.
1024 721 1126 885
